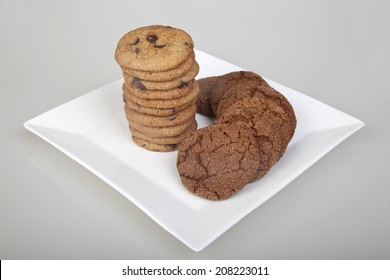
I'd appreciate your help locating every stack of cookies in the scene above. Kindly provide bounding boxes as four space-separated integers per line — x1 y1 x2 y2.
178 71 297 200
115 25 199 152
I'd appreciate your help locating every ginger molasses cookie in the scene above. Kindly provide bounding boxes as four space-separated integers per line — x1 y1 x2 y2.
217 81 296 141
209 71 269 117
225 96 292 157
115 25 194 71
177 123 260 200
215 105 283 179
196 76 219 118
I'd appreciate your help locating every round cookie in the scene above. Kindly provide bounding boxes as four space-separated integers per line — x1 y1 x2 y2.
215 105 283 179
196 76 218 118
129 119 197 138
123 81 194 100
124 102 197 127
225 96 291 157
130 120 197 145
124 96 192 117
217 81 296 141
124 61 199 91
122 51 195 82
123 81 199 109
132 136 179 152
115 25 194 71
210 71 269 117
177 123 260 200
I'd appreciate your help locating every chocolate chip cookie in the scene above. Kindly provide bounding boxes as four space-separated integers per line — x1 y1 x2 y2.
124 102 197 127
115 25 194 71
130 120 197 145
129 119 197 138
122 51 195 82
115 25 199 152
123 81 199 109
124 81 194 100
132 136 179 152
124 61 199 91
124 96 192 117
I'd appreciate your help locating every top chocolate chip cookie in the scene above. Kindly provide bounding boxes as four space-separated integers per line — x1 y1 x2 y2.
115 25 194 71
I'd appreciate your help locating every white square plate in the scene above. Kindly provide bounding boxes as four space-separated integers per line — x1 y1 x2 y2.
24 50 364 251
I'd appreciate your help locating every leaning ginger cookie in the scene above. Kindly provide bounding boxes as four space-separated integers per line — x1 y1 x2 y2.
195 76 219 118
177 123 260 200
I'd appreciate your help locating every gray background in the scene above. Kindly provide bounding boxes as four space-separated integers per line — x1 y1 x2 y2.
1 0 389 259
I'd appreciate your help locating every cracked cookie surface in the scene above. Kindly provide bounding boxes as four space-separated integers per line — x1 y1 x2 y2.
215 100 284 179
217 80 296 142
196 76 219 118
225 96 292 157
177 123 260 200
210 71 269 117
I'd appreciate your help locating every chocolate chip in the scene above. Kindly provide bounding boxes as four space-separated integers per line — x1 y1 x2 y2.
132 77 146 90
135 47 141 54
178 81 189 89
167 114 177 121
147 34 158 43
154 44 167 49
129 37 140 45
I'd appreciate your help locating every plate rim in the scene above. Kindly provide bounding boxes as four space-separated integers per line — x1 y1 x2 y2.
23 50 365 252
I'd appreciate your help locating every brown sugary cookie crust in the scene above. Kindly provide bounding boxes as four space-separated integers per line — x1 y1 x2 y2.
215 101 283 179
177 123 260 200
217 81 296 141
225 97 292 157
115 25 194 71
210 71 269 117
196 76 219 118
185 71 297 199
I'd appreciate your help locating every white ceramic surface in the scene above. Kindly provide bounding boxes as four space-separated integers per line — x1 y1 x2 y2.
24 50 364 251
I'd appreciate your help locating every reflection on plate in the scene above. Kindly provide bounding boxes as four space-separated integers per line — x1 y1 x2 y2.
24 50 364 251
